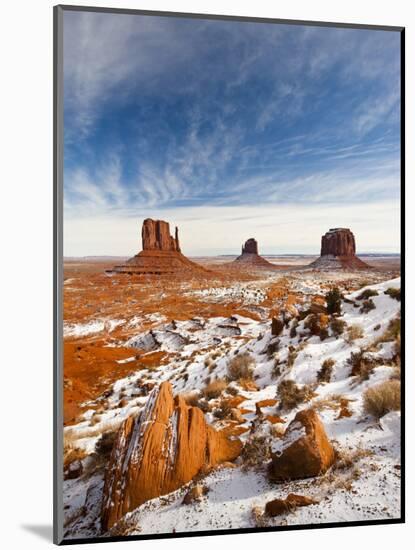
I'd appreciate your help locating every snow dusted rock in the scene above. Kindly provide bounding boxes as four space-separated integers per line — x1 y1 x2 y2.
265 493 318 516
269 409 335 481
101 381 242 530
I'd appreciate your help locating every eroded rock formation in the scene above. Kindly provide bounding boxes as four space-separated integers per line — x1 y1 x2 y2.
241 238 258 255
101 381 242 530
321 228 355 257
142 218 181 252
310 228 369 270
269 409 335 481
233 238 276 270
110 219 206 275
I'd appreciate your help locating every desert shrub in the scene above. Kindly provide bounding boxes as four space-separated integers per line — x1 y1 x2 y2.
384 316 401 341
272 355 282 378
95 430 117 458
226 385 239 396
373 323 381 331
213 400 232 420
241 434 271 470
384 287 401 301
363 380 401 419
203 378 227 399
304 314 321 336
251 506 268 528
360 298 376 314
346 324 364 343
357 289 379 300
290 319 299 338
330 317 346 337
347 350 364 374
347 349 375 381
64 441 88 469
317 358 335 383
266 339 280 358
277 379 314 410
183 391 200 407
286 346 299 368
228 352 255 381
320 327 329 341
271 317 284 336
326 288 342 315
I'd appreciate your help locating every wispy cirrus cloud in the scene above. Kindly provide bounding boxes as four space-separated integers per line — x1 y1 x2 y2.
63 10 401 255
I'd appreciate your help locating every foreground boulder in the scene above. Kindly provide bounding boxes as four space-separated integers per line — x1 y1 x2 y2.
269 409 335 481
265 493 318 516
101 382 242 530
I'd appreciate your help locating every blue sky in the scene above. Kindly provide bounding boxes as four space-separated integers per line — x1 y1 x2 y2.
63 11 401 256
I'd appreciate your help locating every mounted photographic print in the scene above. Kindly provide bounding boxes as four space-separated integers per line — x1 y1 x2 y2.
54 5 405 545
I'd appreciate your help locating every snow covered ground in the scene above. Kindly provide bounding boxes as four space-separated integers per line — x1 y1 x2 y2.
63 273 401 540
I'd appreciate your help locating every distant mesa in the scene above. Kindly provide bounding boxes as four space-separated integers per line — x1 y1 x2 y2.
233 237 276 269
110 218 207 275
310 228 369 269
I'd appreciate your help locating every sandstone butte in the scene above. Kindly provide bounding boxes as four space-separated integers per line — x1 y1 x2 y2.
110 218 208 275
233 238 277 269
101 381 243 530
269 408 335 481
310 227 369 269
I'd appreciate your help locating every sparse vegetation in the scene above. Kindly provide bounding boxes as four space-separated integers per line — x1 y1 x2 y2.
326 287 342 315
203 378 227 399
277 379 314 410
287 345 299 368
290 319 299 338
345 324 364 343
330 317 346 337
227 352 255 381
363 380 401 418
266 339 280 358
384 287 401 301
95 430 117 458
241 434 271 469
317 358 335 383
357 288 378 300
360 298 376 313
183 391 200 407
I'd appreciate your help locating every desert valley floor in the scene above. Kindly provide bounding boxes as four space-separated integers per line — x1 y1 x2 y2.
62 255 401 539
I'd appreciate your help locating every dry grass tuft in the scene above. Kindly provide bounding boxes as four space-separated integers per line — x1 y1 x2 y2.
251 506 268 528
277 379 314 410
345 324 364 343
330 317 346 337
227 352 255 381
241 434 271 470
317 358 335 383
363 380 401 419
183 391 200 407
203 378 228 400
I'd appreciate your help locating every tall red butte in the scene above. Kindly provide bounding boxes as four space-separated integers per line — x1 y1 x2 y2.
310 228 369 269
110 218 207 275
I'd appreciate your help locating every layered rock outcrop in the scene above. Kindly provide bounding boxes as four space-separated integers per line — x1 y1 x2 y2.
101 382 242 530
269 409 335 481
233 238 276 270
310 228 369 270
110 219 206 275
